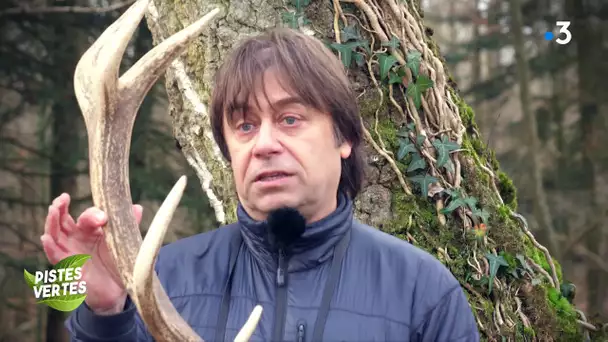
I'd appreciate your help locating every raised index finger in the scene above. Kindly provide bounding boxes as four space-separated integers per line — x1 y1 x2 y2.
75 207 108 233
52 193 76 233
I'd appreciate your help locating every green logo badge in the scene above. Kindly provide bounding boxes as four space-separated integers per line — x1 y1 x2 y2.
24 254 91 312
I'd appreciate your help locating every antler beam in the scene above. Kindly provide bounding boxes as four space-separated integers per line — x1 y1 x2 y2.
73 0 262 340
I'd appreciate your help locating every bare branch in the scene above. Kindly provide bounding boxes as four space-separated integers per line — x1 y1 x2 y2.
0 194 92 207
0 0 135 17
573 245 608 274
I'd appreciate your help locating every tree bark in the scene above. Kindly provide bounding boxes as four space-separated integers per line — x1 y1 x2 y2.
143 0 607 340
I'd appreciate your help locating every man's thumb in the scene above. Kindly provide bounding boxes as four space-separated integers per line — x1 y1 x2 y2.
133 204 143 224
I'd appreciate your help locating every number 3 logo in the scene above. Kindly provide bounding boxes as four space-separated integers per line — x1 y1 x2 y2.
556 21 572 45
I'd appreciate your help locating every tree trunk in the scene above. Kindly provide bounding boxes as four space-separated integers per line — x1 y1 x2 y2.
567 0 608 320
143 0 607 340
46 2 87 340
507 0 558 259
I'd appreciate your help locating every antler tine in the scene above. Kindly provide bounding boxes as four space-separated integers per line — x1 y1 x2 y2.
74 0 263 340
129 175 202 341
132 176 187 301
235 305 264 342
119 7 221 110
74 0 150 127
133 175 264 342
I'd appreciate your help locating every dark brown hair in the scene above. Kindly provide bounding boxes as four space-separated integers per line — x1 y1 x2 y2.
209 27 365 199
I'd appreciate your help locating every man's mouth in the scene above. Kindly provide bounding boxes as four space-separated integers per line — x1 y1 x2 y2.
255 171 292 182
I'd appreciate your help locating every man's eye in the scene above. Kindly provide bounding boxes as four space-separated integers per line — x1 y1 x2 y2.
239 123 253 132
283 116 297 125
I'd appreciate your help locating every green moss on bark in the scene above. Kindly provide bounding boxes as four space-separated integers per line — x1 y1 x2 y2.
145 0 606 339
354 66 587 339
452 86 584 340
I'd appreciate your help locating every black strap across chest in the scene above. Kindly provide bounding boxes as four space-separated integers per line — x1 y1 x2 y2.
215 231 243 342
215 228 351 342
311 230 350 341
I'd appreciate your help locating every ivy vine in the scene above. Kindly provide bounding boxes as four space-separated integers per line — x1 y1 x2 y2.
280 2 491 238
277 0 606 337
282 0 312 29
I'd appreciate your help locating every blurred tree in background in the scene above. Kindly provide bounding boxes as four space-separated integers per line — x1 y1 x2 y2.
427 0 608 321
0 1 217 340
0 0 606 341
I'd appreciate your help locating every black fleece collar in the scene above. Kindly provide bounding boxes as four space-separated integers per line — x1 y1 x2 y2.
237 191 353 272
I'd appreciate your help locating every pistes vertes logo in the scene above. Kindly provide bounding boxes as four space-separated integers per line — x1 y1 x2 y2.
23 254 90 312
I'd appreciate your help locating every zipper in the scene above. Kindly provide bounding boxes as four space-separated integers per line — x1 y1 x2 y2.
272 248 289 341
277 248 286 286
296 320 306 342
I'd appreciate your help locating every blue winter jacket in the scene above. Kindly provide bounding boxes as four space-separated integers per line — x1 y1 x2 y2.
65 192 480 341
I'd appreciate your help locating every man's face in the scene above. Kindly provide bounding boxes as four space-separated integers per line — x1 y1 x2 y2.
223 69 352 223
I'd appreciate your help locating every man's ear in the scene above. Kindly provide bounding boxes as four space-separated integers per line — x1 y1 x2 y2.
339 141 352 159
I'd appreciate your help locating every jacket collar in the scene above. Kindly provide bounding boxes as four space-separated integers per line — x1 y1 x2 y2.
237 191 353 272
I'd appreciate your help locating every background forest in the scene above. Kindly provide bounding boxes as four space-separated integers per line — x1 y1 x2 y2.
0 0 606 341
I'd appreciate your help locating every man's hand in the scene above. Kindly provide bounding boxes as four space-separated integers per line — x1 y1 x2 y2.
41 193 143 315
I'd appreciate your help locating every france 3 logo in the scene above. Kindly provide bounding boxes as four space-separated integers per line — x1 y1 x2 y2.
544 21 572 45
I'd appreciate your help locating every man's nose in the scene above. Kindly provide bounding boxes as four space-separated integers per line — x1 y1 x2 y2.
252 121 282 158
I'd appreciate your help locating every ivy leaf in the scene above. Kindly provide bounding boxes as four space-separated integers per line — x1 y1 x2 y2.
378 53 398 80
290 0 311 10
330 42 354 68
341 25 360 42
407 153 426 172
440 197 466 214
485 253 509 293
358 39 372 55
516 254 534 274
410 174 438 197
416 74 434 91
388 70 402 84
382 35 401 49
416 134 426 147
443 188 461 199
396 127 409 138
406 83 423 110
560 282 576 303
443 159 455 173
432 135 459 168
396 67 407 78
397 138 417 160
282 12 299 29
406 75 433 109
354 53 365 67
472 207 490 224
331 41 370 67
406 50 422 76
463 196 478 210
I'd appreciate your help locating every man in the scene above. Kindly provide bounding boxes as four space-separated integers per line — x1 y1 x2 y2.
42 27 480 341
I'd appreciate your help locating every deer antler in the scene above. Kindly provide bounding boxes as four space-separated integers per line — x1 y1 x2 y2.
73 0 262 340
